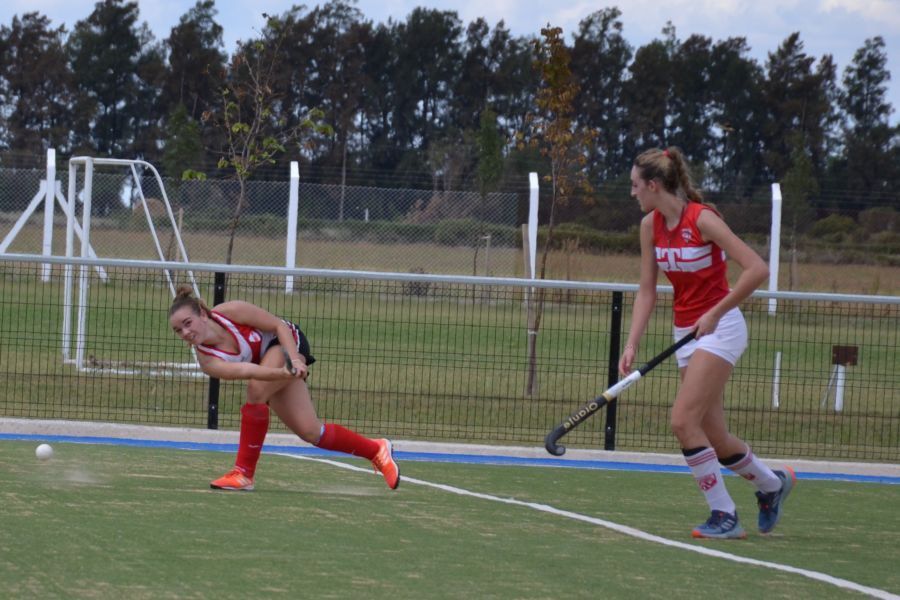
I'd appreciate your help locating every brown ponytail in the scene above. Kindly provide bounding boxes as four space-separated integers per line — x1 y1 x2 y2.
168 284 211 318
634 147 703 203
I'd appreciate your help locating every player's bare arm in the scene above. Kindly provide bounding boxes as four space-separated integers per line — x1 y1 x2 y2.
214 301 308 377
620 214 660 375
695 210 768 333
196 349 292 381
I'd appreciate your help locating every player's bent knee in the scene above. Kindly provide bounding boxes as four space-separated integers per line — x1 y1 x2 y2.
670 415 699 445
246 381 274 404
298 427 321 445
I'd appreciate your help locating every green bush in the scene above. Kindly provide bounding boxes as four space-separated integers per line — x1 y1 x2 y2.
858 207 898 235
719 203 772 235
431 220 518 248
434 219 483 246
341 220 432 244
810 214 857 238
868 230 900 254
538 223 640 254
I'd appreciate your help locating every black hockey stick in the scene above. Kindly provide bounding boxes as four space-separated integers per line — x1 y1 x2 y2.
544 331 696 456
281 346 297 375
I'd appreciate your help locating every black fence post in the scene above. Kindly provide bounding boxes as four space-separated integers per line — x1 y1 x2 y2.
207 272 226 429
604 291 624 450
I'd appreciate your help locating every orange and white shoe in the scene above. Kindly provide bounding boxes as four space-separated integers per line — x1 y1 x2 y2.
372 439 400 490
210 468 254 491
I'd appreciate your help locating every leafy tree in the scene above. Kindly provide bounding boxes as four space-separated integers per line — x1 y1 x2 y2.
452 18 528 135
668 34 715 163
622 25 675 151
392 9 463 153
453 17 492 131
162 103 204 178
66 0 158 157
706 37 765 195
0 1 895 235
163 0 227 121
570 8 632 179
356 22 400 178
842 37 893 131
129 31 167 162
0 12 74 152
201 14 329 264
762 33 836 180
477 107 504 197
472 107 505 273
426 129 476 193
520 25 596 396
782 136 819 229
832 36 900 212
488 29 538 145
159 102 204 260
302 1 372 218
781 135 819 288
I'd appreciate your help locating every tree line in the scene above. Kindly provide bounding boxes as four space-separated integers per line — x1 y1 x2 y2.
0 0 897 231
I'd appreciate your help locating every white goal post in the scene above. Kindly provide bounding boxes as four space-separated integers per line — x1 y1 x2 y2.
0 149 107 281
62 156 202 376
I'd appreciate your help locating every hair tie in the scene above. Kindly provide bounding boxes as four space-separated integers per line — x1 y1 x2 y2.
663 149 670 158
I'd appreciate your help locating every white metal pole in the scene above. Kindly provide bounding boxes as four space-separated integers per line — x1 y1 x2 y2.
128 163 178 294
528 172 539 280
55 184 108 282
768 183 782 315
526 172 540 363
62 161 77 361
285 161 299 293
0 184 46 252
75 158 93 371
130 164 169 263
834 364 845 412
772 351 782 408
41 149 56 282
132 158 195 295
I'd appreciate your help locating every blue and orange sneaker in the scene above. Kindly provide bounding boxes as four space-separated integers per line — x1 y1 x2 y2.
691 510 747 539
756 467 796 534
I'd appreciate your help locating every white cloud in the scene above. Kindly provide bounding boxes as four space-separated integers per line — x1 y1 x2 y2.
5 0 71 12
820 0 900 29
0 0 897 123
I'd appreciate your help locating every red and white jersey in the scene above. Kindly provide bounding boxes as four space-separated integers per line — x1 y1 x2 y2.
196 310 277 364
653 202 729 327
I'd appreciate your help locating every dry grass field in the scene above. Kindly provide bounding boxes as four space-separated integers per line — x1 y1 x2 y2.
1 220 897 295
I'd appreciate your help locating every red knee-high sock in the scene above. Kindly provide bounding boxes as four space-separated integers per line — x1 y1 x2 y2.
235 402 269 478
316 423 379 460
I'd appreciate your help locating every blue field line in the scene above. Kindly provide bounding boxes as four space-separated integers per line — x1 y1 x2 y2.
4 432 899 485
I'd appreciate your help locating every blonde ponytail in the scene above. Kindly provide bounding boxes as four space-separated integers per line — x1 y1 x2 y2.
634 146 703 203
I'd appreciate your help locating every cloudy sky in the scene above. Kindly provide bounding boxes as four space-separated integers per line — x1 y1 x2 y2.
3 0 899 124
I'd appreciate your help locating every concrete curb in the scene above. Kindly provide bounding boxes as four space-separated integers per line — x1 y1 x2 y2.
3 417 898 478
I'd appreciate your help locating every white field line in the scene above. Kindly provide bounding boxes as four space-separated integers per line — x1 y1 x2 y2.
276 453 900 600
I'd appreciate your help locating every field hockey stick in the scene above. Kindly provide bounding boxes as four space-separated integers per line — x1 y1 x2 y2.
544 331 696 456
281 346 297 375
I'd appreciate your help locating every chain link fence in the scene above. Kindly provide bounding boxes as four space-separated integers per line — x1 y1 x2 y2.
1 159 898 291
0 163 524 276
1 254 897 461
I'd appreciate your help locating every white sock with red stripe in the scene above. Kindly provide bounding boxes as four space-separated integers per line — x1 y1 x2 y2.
683 447 736 515
720 446 782 493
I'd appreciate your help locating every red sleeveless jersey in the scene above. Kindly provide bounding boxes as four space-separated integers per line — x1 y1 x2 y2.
196 311 277 364
653 202 729 327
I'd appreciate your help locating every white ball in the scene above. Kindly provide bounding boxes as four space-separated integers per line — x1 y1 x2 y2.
36 443 54 460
